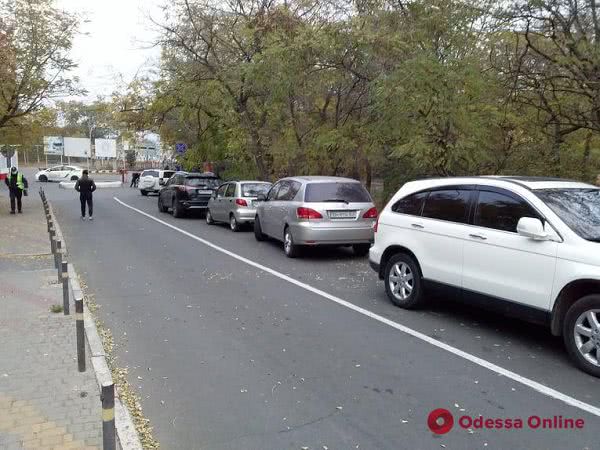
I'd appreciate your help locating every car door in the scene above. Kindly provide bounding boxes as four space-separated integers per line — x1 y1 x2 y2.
213 184 229 221
223 183 237 219
462 187 559 312
274 181 302 240
47 166 64 181
417 187 473 289
261 182 282 236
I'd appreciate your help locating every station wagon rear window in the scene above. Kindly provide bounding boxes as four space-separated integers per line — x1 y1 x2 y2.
142 170 158 177
304 182 371 203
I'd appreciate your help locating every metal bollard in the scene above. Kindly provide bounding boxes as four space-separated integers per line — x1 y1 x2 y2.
62 261 69 315
49 228 56 254
75 297 85 372
101 383 116 450
54 240 61 270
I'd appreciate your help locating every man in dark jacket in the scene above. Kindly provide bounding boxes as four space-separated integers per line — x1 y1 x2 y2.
4 167 28 214
74 170 96 220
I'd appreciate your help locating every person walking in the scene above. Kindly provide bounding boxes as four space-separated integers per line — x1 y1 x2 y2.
4 167 28 214
74 170 96 220
130 171 140 188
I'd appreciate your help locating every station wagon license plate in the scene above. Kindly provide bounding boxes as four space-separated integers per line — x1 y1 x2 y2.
328 210 356 219
196 190 213 195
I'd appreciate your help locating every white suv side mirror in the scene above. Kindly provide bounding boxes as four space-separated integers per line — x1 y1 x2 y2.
517 217 548 240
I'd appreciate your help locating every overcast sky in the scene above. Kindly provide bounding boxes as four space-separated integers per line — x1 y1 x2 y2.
56 0 163 102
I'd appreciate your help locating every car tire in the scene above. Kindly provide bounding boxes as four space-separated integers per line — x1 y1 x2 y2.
563 295 600 377
206 210 215 225
158 196 168 213
384 253 424 309
140 190 148 196
70 175 78 181
230 214 240 232
254 216 266 241
283 227 300 258
172 199 183 218
39 175 48 182
353 244 370 257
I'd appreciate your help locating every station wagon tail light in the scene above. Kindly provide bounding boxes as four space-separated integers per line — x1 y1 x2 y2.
235 199 248 207
363 207 378 219
374 215 379 233
297 207 323 220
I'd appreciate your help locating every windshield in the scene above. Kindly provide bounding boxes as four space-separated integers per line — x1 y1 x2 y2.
185 177 221 189
536 188 600 241
241 183 271 197
304 182 372 203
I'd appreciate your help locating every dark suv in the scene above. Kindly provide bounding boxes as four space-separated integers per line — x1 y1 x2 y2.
158 172 221 217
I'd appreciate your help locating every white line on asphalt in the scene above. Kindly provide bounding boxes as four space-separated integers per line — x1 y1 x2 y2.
114 196 600 418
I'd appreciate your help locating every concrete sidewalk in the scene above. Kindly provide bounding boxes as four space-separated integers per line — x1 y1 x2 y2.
0 188 103 449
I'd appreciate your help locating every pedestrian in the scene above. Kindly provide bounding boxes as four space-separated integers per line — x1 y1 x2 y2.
130 172 140 188
74 169 96 221
4 166 28 214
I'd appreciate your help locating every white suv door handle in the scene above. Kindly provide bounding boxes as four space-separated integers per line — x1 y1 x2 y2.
469 233 487 240
411 223 424 229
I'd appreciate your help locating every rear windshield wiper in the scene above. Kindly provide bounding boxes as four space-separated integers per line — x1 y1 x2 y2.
322 198 349 204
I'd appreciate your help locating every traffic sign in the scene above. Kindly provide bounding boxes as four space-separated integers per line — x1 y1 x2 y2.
175 142 187 155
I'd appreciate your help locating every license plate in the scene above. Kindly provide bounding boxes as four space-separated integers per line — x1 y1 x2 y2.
197 190 213 195
328 210 356 219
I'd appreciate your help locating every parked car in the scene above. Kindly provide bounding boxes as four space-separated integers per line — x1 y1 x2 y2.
35 165 83 182
206 181 272 231
369 175 600 377
139 169 176 195
158 172 221 217
254 176 377 257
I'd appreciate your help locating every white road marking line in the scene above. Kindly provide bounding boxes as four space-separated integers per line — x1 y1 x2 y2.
114 196 600 418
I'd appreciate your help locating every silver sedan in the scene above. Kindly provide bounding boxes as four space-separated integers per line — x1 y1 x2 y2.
254 176 377 257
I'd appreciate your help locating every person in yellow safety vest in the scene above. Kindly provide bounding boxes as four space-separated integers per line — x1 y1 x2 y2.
4 166 28 214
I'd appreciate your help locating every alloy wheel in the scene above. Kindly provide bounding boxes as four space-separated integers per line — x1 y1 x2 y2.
388 262 414 301
574 309 600 367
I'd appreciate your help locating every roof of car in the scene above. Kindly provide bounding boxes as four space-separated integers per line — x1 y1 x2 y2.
409 176 596 191
283 176 361 183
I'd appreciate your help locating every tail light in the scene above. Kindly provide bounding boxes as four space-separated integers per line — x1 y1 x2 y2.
297 207 323 220
235 198 248 207
374 215 380 233
363 207 378 219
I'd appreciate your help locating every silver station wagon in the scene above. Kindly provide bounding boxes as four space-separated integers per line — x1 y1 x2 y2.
206 180 273 231
254 176 378 257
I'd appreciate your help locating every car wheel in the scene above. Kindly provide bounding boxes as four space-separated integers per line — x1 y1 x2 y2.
140 190 148 196
384 253 424 309
70 175 78 181
563 295 600 377
353 244 370 257
254 216 266 241
230 214 240 232
172 199 183 218
206 210 215 225
158 196 168 213
283 227 300 258
39 175 48 182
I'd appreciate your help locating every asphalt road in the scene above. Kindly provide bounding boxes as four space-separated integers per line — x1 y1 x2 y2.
34 173 600 450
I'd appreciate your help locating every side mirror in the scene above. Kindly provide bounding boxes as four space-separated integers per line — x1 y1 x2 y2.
257 193 267 202
159 179 165 185
517 217 548 240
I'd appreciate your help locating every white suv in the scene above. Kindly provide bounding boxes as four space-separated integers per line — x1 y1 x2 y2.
369 176 600 377
139 169 175 195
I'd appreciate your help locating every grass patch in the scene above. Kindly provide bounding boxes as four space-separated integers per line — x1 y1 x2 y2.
49 304 63 313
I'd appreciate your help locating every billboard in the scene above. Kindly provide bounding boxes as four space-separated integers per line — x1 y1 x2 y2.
43 136 64 155
95 138 117 158
64 137 91 157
